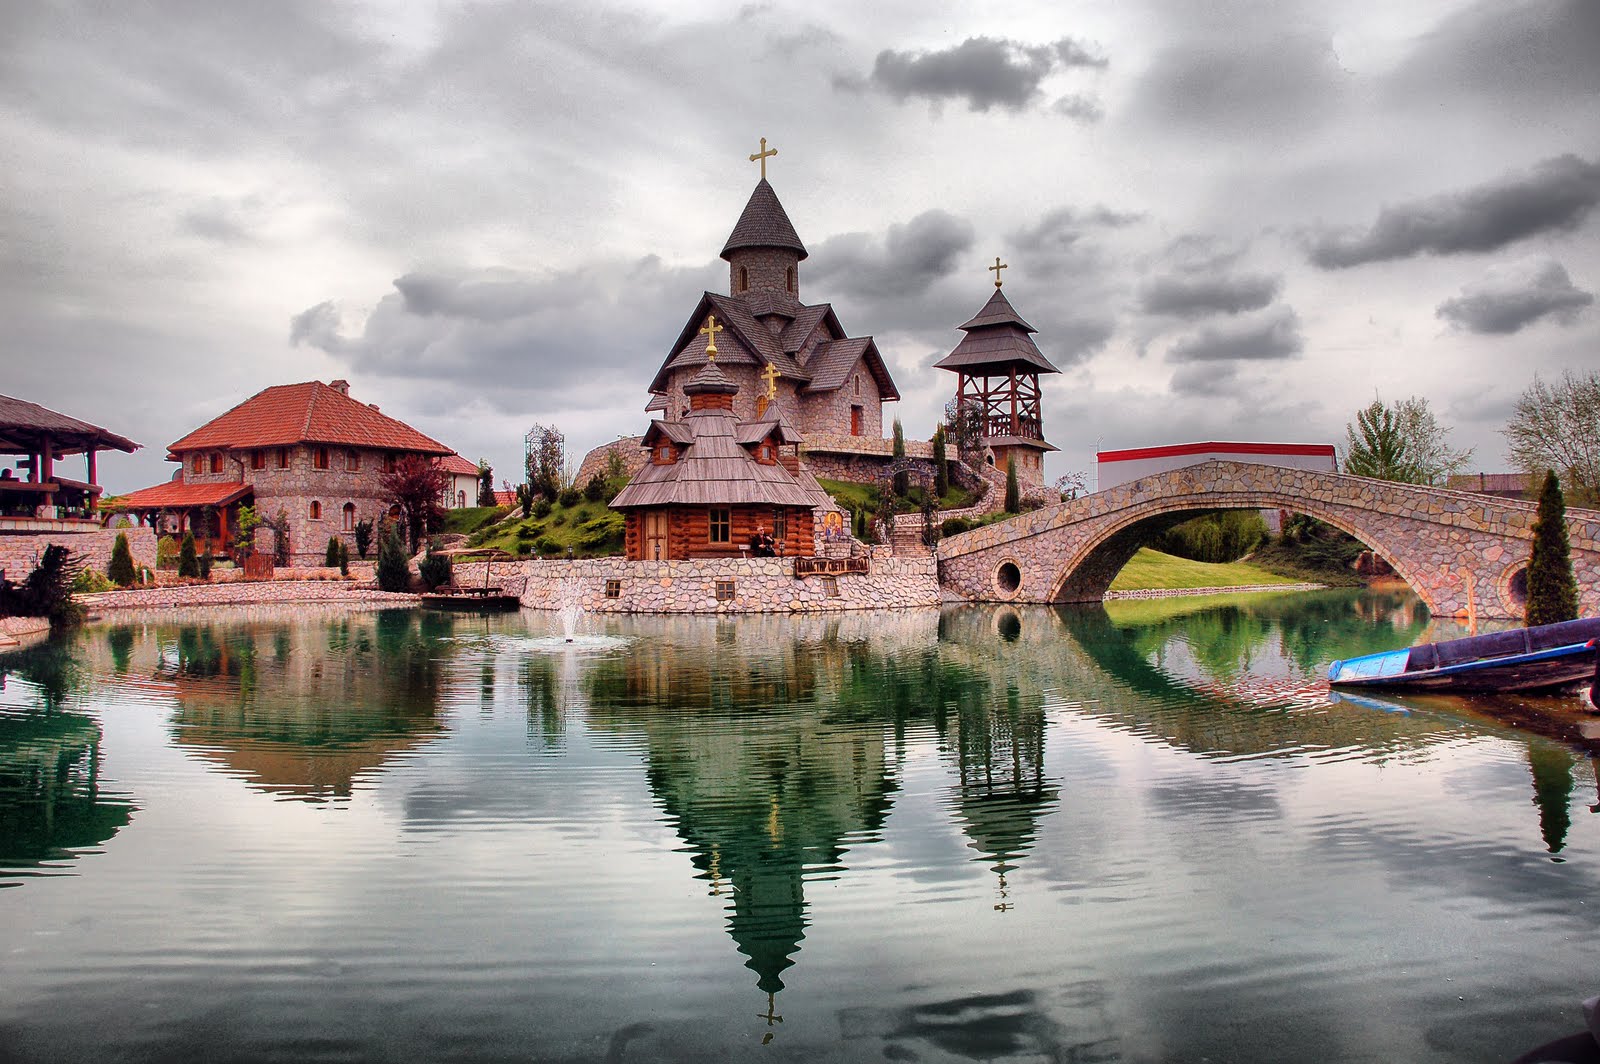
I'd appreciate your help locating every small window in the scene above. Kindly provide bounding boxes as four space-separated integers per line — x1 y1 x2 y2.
738 266 749 292
342 502 356 531
382 453 396 473
314 447 330 470
854 374 861 397
715 579 735 602
786 266 795 293
277 447 290 469
709 507 731 544
191 455 203 475
209 453 223 473
772 511 787 541
656 444 674 464
821 575 839 598
309 500 322 521
605 579 621 599
345 450 360 472
250 450 265 471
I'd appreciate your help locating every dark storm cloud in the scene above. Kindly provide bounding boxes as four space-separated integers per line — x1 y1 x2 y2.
1169 363 1238 398
838 35 1106 113
1167 306 1303 362
1009 207 1142 260
290 256 723 409
807 210 975 300
1435 258 1594 335
1131 31 1347 139
1139 273 1281 318
1306 155 1600 269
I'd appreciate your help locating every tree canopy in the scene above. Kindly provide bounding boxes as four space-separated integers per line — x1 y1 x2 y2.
1503 370 1599 507
1343 395 1471 485
380 455 447 552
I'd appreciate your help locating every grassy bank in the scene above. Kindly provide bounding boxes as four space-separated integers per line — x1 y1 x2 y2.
1108 548 1300 592
464 490 625 558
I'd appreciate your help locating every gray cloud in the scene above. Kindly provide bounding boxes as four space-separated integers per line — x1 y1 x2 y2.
1131 31 1348 140
1139 273 1281 318
842 36 1106 112
1307 155 1600 269
1435 257 1594 334
1167 306 1303 362
1389 0 1600 111
1169 363 1239 398
808 210 975 300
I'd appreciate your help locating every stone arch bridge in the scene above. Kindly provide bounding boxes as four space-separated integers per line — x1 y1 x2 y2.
936 460 1600 620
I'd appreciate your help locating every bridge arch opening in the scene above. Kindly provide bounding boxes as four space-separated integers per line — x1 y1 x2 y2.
1048 503 1422 607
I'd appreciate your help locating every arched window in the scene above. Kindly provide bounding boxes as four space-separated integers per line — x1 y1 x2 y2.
342 502 356 531
309 500 322 521
854 375 861 396
457 490 466 508
739 266 749 292
786 266 795 293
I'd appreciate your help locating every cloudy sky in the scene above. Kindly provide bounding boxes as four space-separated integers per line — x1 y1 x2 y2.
4 0 1596 493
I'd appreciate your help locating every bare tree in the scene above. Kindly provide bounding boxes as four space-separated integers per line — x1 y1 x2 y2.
1503 370 1600 506
525 423 566 501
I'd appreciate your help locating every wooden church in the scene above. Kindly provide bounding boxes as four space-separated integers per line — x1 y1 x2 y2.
610 324 824 560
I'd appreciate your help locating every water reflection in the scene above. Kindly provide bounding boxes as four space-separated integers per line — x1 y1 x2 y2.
0 649 134 884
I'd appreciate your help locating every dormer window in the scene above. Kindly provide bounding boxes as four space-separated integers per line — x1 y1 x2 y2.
190 454 203 475
209 452 223 473
655 444 675 465
758 443 775 464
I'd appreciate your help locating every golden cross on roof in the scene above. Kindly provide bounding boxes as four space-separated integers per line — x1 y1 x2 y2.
760 362 780 401
989 256 1008 288
749 136 777 180
699 314 724 360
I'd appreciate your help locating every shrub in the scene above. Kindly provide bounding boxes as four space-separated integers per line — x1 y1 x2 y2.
1526 470 1578 627
417 546 452 591
73 568 115 594
941 517 973 536
273 510 292 566
197 541 213 579
338 540 350 577
325 536 341 567
583 473 608 502
532 499 552 519
107 532 136 587
558 486 582 508
354 519 374 559
375 525 411 592
156 535 180 570
2 545 85 627
178 531 200 578
535 536 560 556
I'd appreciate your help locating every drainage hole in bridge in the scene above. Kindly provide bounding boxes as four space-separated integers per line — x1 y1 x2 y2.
996 561 1021 594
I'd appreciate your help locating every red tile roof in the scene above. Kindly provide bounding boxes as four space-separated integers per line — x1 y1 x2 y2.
439 453 481 477
105 480 253 510
167 381 452 455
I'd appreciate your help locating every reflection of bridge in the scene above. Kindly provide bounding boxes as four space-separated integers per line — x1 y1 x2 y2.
938 460 1600 619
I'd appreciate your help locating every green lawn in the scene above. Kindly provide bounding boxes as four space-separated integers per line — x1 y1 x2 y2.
816 477 978 515
1108 548 1299 592
441 505 509 535
466 487 626 558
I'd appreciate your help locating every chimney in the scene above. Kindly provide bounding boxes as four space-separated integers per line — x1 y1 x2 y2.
329 379 350 395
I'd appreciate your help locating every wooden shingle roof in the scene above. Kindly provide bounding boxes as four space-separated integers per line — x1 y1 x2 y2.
0 394 139 454
720 179 808 261
934 289 1060 375
167 381 453 455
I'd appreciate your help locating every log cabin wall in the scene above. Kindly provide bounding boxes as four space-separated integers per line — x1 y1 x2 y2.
623 506 817 558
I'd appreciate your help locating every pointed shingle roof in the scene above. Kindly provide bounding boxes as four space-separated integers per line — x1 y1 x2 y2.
934 289 1060 375
720 179 808 261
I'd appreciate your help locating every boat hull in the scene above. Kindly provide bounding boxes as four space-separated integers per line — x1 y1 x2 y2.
1328 618 1600 694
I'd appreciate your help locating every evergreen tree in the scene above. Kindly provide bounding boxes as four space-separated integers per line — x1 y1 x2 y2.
198 539 213 579
1525 469 1578 627
931 425 949 500
477 461 496 507
375 524 411 592
354 519 373 559
178 530 199 578
107 532 136 587
273 510 292 566
891 419 908 497
1004 457 1020 513
338 540 350 576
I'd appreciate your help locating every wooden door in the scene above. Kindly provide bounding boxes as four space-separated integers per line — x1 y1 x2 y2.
644 511 668 560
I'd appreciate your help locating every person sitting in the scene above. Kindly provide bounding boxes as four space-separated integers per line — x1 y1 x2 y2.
759 530 776 557
749 526 769 556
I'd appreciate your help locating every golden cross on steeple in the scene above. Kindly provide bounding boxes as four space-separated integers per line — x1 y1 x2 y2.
749 136 777 180
760 362 780 401
989 256 1008 288
700 314 724 360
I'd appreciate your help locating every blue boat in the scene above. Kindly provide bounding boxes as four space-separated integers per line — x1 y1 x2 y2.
1327 617 1600 694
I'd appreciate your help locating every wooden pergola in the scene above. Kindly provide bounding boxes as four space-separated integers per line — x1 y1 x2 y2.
0 394 140 521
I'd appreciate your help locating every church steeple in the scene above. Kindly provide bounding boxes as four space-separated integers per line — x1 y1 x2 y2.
722 140 806 301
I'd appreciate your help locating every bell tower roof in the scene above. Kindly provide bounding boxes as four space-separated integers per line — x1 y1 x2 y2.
720 179 808 262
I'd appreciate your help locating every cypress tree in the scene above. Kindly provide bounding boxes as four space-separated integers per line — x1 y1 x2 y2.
325 536 341 567
1004 457 1020 514
891 419 908 497
376 524 411 592
1525 469 1578 626
932 425 948 501
107 532 136 587
178 530 199 578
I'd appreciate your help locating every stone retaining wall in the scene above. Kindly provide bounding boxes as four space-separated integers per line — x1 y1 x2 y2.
453 554 940 614
0 527 157 578
80 581 419 611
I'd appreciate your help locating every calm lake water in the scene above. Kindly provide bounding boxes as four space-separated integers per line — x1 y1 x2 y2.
1 590 1596 1063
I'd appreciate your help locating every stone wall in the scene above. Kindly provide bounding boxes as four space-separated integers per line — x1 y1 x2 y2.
0 527 157 578
452 553 940 614
574 437 647 488
937 459 1600 619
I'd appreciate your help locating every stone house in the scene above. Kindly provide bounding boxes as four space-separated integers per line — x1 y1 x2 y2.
109 380 464 564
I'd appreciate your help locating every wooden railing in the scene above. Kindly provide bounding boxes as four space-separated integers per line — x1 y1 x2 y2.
793 556 869 577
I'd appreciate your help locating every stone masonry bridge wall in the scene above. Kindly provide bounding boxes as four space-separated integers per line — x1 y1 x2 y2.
936 460 1600 620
